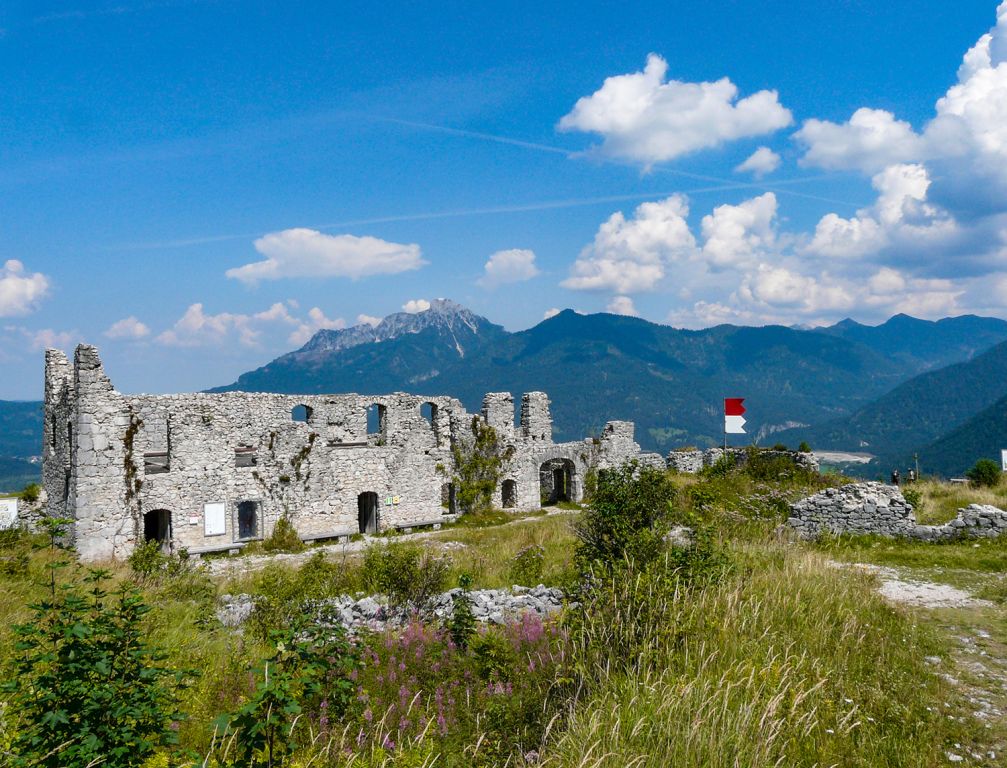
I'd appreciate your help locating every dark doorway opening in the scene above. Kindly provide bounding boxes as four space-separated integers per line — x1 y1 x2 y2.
441 483 457 515
502 479 517 509
143 509 171 549
237 500 259 540
539 458 576 506
358 492 379 533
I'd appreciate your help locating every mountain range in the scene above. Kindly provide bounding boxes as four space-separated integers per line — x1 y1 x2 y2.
3 300 1007 490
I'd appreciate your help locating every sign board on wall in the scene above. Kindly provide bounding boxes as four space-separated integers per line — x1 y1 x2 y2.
0 498 16 529
204 502 226 536
1001 450 1007 472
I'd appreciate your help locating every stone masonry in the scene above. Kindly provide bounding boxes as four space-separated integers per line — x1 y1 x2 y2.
788 482 1007 541
668 447 820 474
43 345 660 562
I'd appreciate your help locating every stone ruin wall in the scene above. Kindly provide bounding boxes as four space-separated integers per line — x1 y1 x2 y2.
667 447 820 474
44 345 656 561
788 482 1007 541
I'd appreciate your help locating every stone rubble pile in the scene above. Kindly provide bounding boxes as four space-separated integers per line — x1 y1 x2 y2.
668 447 820 474
217 584 566 633
788 482 1007 541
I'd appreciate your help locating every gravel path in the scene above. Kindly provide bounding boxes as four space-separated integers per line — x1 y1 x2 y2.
846 563 995 609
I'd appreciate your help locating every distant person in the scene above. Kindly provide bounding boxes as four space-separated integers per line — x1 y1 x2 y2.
891 469 900 486
908 468 916 483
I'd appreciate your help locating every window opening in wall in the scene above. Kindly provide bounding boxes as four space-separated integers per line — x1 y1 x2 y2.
237 500 259 540
366 404 387 442
143 509 171 551
67 422 73 453
291 404 312 423
63 469 70 502
357 492 379 533
440 483 457 515
143 452 169 474
502 479 517 509
235 445 258 467
50 421 56 450
421 402 438 437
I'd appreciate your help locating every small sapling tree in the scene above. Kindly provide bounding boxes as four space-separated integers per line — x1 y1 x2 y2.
452 417 513 515
967 458 1002 488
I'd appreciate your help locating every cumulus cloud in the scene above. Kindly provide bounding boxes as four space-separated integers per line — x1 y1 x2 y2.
794 108 924 174
357 313 382 327
156 301 345 348
562 195 697 293
25 327 76 351
606 296 639 316
104 316 150 340
543 308 561 320
734 146 781 177
807 163 955 258
477 248 540 288
0 260 49 317
402 299 431 313
226 228 426 284
288 307 346 346
701 192 778 269
558 54 792 167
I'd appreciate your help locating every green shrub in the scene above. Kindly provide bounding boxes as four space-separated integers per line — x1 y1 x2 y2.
574 461 677 573
966 458 1002 488
448 573 477 649
901 486 922 510
798 441 812 453
362 542 450 611
261 514 305 553
215 621 358 766
18 482 40 503
509 544 545 586
3 525 188 768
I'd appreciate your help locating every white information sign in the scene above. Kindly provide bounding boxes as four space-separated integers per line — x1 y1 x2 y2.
1001 450 1007 472
204 502 226 536
0 498 17 529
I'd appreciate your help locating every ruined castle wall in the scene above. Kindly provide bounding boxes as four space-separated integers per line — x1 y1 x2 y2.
788 482 1007 541
45 345 659 561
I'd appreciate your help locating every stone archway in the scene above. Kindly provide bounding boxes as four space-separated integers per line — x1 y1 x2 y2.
539 458 578 506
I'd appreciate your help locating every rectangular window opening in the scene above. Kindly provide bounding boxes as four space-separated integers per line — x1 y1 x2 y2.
235 445 258 467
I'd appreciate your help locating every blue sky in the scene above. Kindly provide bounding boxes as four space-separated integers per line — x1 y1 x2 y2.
1 0 1005 398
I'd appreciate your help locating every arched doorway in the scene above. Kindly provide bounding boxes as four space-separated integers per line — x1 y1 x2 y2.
502 479 517 508
539 458 577 506
358 492 379 533
143 509 171 550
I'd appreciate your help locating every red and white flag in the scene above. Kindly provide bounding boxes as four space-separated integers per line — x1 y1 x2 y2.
724 398 746 434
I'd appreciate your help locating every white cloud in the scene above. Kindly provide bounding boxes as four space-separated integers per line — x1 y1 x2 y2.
104 316 150 340
807 163 955 258
606 296 639 316
562 195 697 293
477 248 540 288
226 228 426 284
402 299 431 313
156 301 345 348
288 307 346 346
558 54 792 167
543 308 561 320
357 313 382 327
794 108 924 173
701 192 778 269
25 327 76 351
734 146 781 177
0 260 49 317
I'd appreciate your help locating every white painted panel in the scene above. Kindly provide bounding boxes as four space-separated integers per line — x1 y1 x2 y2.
0 498 18 529
204 502 226 536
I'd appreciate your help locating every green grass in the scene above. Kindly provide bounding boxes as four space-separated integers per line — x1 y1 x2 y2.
910 478 1007 524
542 542 976 768
816 532 1007 572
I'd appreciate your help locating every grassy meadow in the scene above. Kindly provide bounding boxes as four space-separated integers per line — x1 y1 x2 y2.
0 457 1004 766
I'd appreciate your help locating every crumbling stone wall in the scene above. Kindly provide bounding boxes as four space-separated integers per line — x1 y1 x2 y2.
44 345 653 561
667 447 820 474
788 482 1007 541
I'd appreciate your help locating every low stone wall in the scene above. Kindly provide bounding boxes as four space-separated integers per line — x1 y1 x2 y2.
668 447 820 474
218 584 566 633
788 482 1007 541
